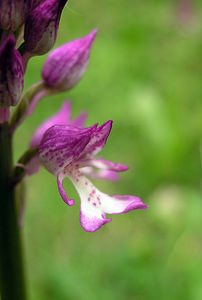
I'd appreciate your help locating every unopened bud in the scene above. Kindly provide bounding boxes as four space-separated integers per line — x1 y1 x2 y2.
24 0 67 56
0 36 24 107
0 0 25 32
42 30 97 91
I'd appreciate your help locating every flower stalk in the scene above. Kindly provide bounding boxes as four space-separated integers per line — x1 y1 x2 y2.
0 123 27 300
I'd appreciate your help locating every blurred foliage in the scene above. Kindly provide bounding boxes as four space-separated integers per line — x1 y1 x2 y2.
14 0 202 299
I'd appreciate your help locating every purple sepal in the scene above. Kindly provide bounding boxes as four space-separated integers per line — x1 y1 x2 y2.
0 35 24 107
42 29 97 91
82 120 112 156
39 124 97 174
24 0 68 55
0 1 25 31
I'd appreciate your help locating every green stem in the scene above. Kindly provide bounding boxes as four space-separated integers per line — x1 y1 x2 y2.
0 123 27 300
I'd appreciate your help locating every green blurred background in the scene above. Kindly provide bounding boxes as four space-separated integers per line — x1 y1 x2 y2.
15 0 202 299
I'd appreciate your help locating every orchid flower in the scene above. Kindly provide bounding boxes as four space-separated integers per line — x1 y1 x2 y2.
39 121 147 232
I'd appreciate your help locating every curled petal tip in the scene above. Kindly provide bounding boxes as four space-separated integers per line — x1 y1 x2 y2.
67 199 75 206
124 201 148 212
113 195 148 213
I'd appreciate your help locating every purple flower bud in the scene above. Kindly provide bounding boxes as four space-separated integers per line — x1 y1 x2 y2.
0 35 24 107
0 1 25 32
24 0 68 56
41 30 97 91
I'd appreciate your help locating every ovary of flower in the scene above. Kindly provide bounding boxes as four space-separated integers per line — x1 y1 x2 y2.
39 121 148 232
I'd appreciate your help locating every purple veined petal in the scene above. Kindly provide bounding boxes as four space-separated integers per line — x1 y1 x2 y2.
57 172 75 206
66 169 146 232
31 101 71 148
82 120 113 157
89 158 128 172
39 124 97 174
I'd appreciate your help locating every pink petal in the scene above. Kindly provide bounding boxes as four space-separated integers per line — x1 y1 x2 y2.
66 170 147 232
80 210 111 232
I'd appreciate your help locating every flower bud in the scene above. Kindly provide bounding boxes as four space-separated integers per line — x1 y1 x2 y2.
27 0 43 11
24 0 68 56
41 30 97 91
0 1 25 32
0 35 24 107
